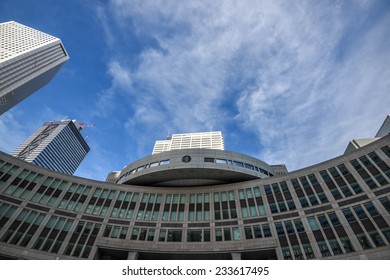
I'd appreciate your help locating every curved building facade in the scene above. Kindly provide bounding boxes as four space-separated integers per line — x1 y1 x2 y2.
117 149 274 187
0 135 390 260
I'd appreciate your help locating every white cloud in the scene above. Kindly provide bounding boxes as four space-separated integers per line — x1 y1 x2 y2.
0 110 26 153
97 0 389 170
0 106 66 153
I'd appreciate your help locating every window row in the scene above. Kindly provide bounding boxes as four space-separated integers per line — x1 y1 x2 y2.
204 157 271 176
63 221 101 259
117 159 170 183
0 208 47 250
264 181 298 213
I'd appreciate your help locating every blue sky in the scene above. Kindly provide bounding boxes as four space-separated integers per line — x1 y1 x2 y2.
0 0 389 181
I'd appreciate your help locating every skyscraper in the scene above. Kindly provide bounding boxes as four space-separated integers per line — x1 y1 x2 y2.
0 21 69 115
12 120 90 175
376 114 390 137
152 131 224 154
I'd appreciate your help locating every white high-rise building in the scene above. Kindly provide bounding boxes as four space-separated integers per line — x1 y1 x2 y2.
152 131 224 154
0 21 69 115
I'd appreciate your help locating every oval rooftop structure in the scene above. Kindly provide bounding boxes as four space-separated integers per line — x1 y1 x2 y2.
117 149 274 187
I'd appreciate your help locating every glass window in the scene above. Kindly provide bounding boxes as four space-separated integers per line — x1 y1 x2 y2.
216 159 227 164
264 185 272 195
258 204 266 215
111 226 120 238
244 227 253 239
160 159 170 165
331 189 343 200
342 209 356 222
317 192 328 203
238 190 245 200
275 223 285 236
287 200 296 211
308 195 319 206
147 229 155 241
232 228 240 240
129 228 139 240
262 224 271 237
204 230 211 242
350 183 362 194
284 221 294 234
369 231 386 247
215 229 222 241
270 203 278 213
253 225 261 238
299 197 309 208
353 206 367 220
292 245 304 260
364 202 379 217
327 212 341 226
329 239 342 255
223 228 231 241
158 229 166 241
187 230 202 242
167 229 182 242
356 233 372 249
308 217 319 230
282 247 292 260
272 183 280 194
228 191 235 201
318 215 330 229
278 201 287 212
303 244 315 259
379 197 390 213
138 228 147 240
317 241 331 257
249 206 257 217
294 220 305 233
340 237 354 253
246 188 253 199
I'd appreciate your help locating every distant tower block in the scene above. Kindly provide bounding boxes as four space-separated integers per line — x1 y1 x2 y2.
152 131 225 154
12 120 90 175
0 21 69 115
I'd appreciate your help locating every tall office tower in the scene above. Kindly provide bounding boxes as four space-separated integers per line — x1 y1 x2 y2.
0 21 69 115
12 120 90 175
152 131 225 154
376 114 390 137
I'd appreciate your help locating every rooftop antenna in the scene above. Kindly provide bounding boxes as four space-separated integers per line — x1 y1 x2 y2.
61 116 68 121
166 130 171 139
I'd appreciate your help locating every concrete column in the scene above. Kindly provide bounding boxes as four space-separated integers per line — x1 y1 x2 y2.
127 251 139 260
231 252 241 260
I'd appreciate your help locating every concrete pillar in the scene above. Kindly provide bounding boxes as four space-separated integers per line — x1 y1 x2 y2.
231 252 241 260
127 251 139 260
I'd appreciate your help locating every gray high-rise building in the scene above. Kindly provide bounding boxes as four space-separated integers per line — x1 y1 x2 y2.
376 114 390 137
0 21 69 115
12 120 90 175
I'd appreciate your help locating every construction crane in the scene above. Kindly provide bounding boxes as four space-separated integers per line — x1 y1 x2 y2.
77 122 96 130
